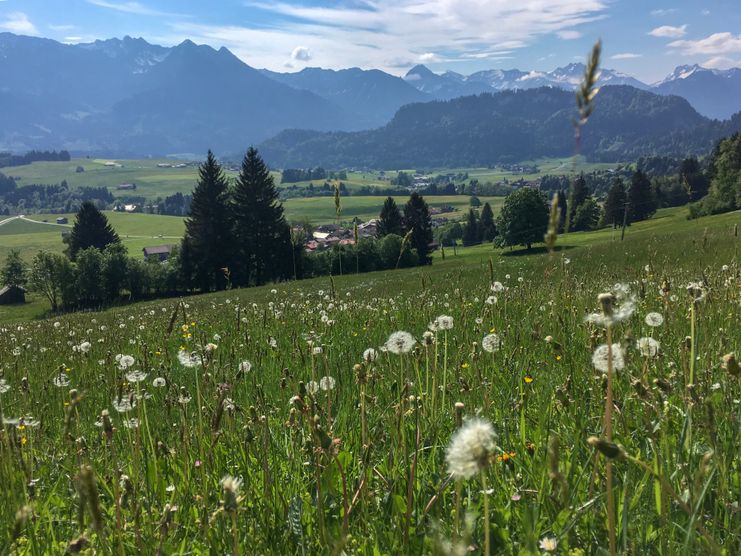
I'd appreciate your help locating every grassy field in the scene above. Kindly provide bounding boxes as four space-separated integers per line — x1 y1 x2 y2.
3 156 622 201
0 204 737 554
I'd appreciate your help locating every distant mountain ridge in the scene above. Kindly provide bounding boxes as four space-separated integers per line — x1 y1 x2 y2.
259 86 741 168
0 32 739 156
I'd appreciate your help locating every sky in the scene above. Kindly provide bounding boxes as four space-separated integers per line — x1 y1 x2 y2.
1 0 739 82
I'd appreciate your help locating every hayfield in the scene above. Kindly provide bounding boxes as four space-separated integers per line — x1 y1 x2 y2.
0 208 738 554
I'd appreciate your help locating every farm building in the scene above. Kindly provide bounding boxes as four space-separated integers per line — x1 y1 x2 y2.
56 217 68 224
0 285 26 305
143 245 176 261
117 183 137 190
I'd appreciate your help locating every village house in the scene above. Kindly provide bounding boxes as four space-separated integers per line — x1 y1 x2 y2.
143 245 176 261
0 285 26 305
117 183 137 190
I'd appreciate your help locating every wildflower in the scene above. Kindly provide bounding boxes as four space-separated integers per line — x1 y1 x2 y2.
177 388 192 404
0 379 9 394
585 284 636 327
312 346 323 356
482 333 501 353
152 377 166 388
485 295 497 305
112 397 135 413
686 282 707 302
78 341 91 353
54 322 61 328
592 344 625 373
362 348 377 362
319 376 336 391
491 281 505 293
205 342 217 353
445 418 497 479
422 331 435 346
221 475 243 512
52 374 70 388
539 536 558 553
177 350 201 368
306 381 320 395
431 315 454 331
126 370 148 383
524 374 534 384
384 331 416 354
644 312 664 327
123 418 140 429
637 337 660 358
115 354 135 370
239 360 252 373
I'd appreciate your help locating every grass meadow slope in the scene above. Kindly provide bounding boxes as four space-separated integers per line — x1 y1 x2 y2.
0 207 738 553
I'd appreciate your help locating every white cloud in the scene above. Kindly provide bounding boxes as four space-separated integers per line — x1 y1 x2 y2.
702 56 741 69
49 24 76 32
86 0 181 17
648 25 687 38
650 9 676 17
701 10 710 16
291 45 311 61
611 52 642 60
158 0 608 73
0 12 39 35
64 36 84 43
557 30 582 40
418 52 440 62
669 32 741 55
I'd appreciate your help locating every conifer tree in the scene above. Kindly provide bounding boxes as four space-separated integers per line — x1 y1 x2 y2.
602 178 627 228
462 208 481 246
182 150 232 291
479 202 497 242
67 201 120 260
376 196 404 238
627 169 657 222
232 146 291 286
403 192 433 265
567 174 590 231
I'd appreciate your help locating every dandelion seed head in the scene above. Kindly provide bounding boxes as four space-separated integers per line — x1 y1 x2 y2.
385 331 416 354
445 418 497 480
152 377 166 388
177 350 201 368
125 371 147 383
319 376 336 391
239 360 252 373
637 337 660 358
482 333 501 353
644 312 664 327
592 344 625 373
362 348 377 362
539 536 558 552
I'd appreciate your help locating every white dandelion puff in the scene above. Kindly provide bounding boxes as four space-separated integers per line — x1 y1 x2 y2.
177 350 201 368
125 370 148 383
445 418 497 480
644 312 664 327
362 348 377 362
539 536 558 553
152 377 166 388
306 381 320 396
431 315 454 331
112 397 135 413
0 379 9 394
482 333 501 354
592 344 625 373
385 331 416 354
319 376 336 391
637 337 660 358
238 360 252 373
115 354 135 370
52 374 70 388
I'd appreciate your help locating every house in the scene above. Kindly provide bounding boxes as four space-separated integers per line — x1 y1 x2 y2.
143 245 176 261
56 217 68 224
0 285 25 305
117 183 137 190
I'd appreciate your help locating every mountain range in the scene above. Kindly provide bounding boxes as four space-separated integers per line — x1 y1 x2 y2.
259 86 741 168
0 32 740 159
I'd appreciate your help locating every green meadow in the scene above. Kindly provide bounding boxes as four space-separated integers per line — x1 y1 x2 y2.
0 204 737 553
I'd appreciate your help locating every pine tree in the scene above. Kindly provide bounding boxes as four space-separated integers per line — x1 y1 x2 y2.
1 249 27 288
627 169 657 222
567 174 590 231
403 192 433 265
377 197 404 238
479 202 497 242
67 201 120 260
182 150 232 291
462 208 481 246
556 189 568 233
232 147 291 286
602 178 627 228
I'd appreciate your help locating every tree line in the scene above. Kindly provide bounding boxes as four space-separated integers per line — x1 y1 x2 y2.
0 150 71 168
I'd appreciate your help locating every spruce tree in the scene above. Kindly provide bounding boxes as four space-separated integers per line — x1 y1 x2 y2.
403 192 433 265
182 150 232 291
567 174 590 231
376 196 404 238
602 178 627 228
479 202 497 242
67 201 120 260
232 147 291 286
627 169 657 222
462 209 481 246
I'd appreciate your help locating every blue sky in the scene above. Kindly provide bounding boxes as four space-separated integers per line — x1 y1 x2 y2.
1 0 739 82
